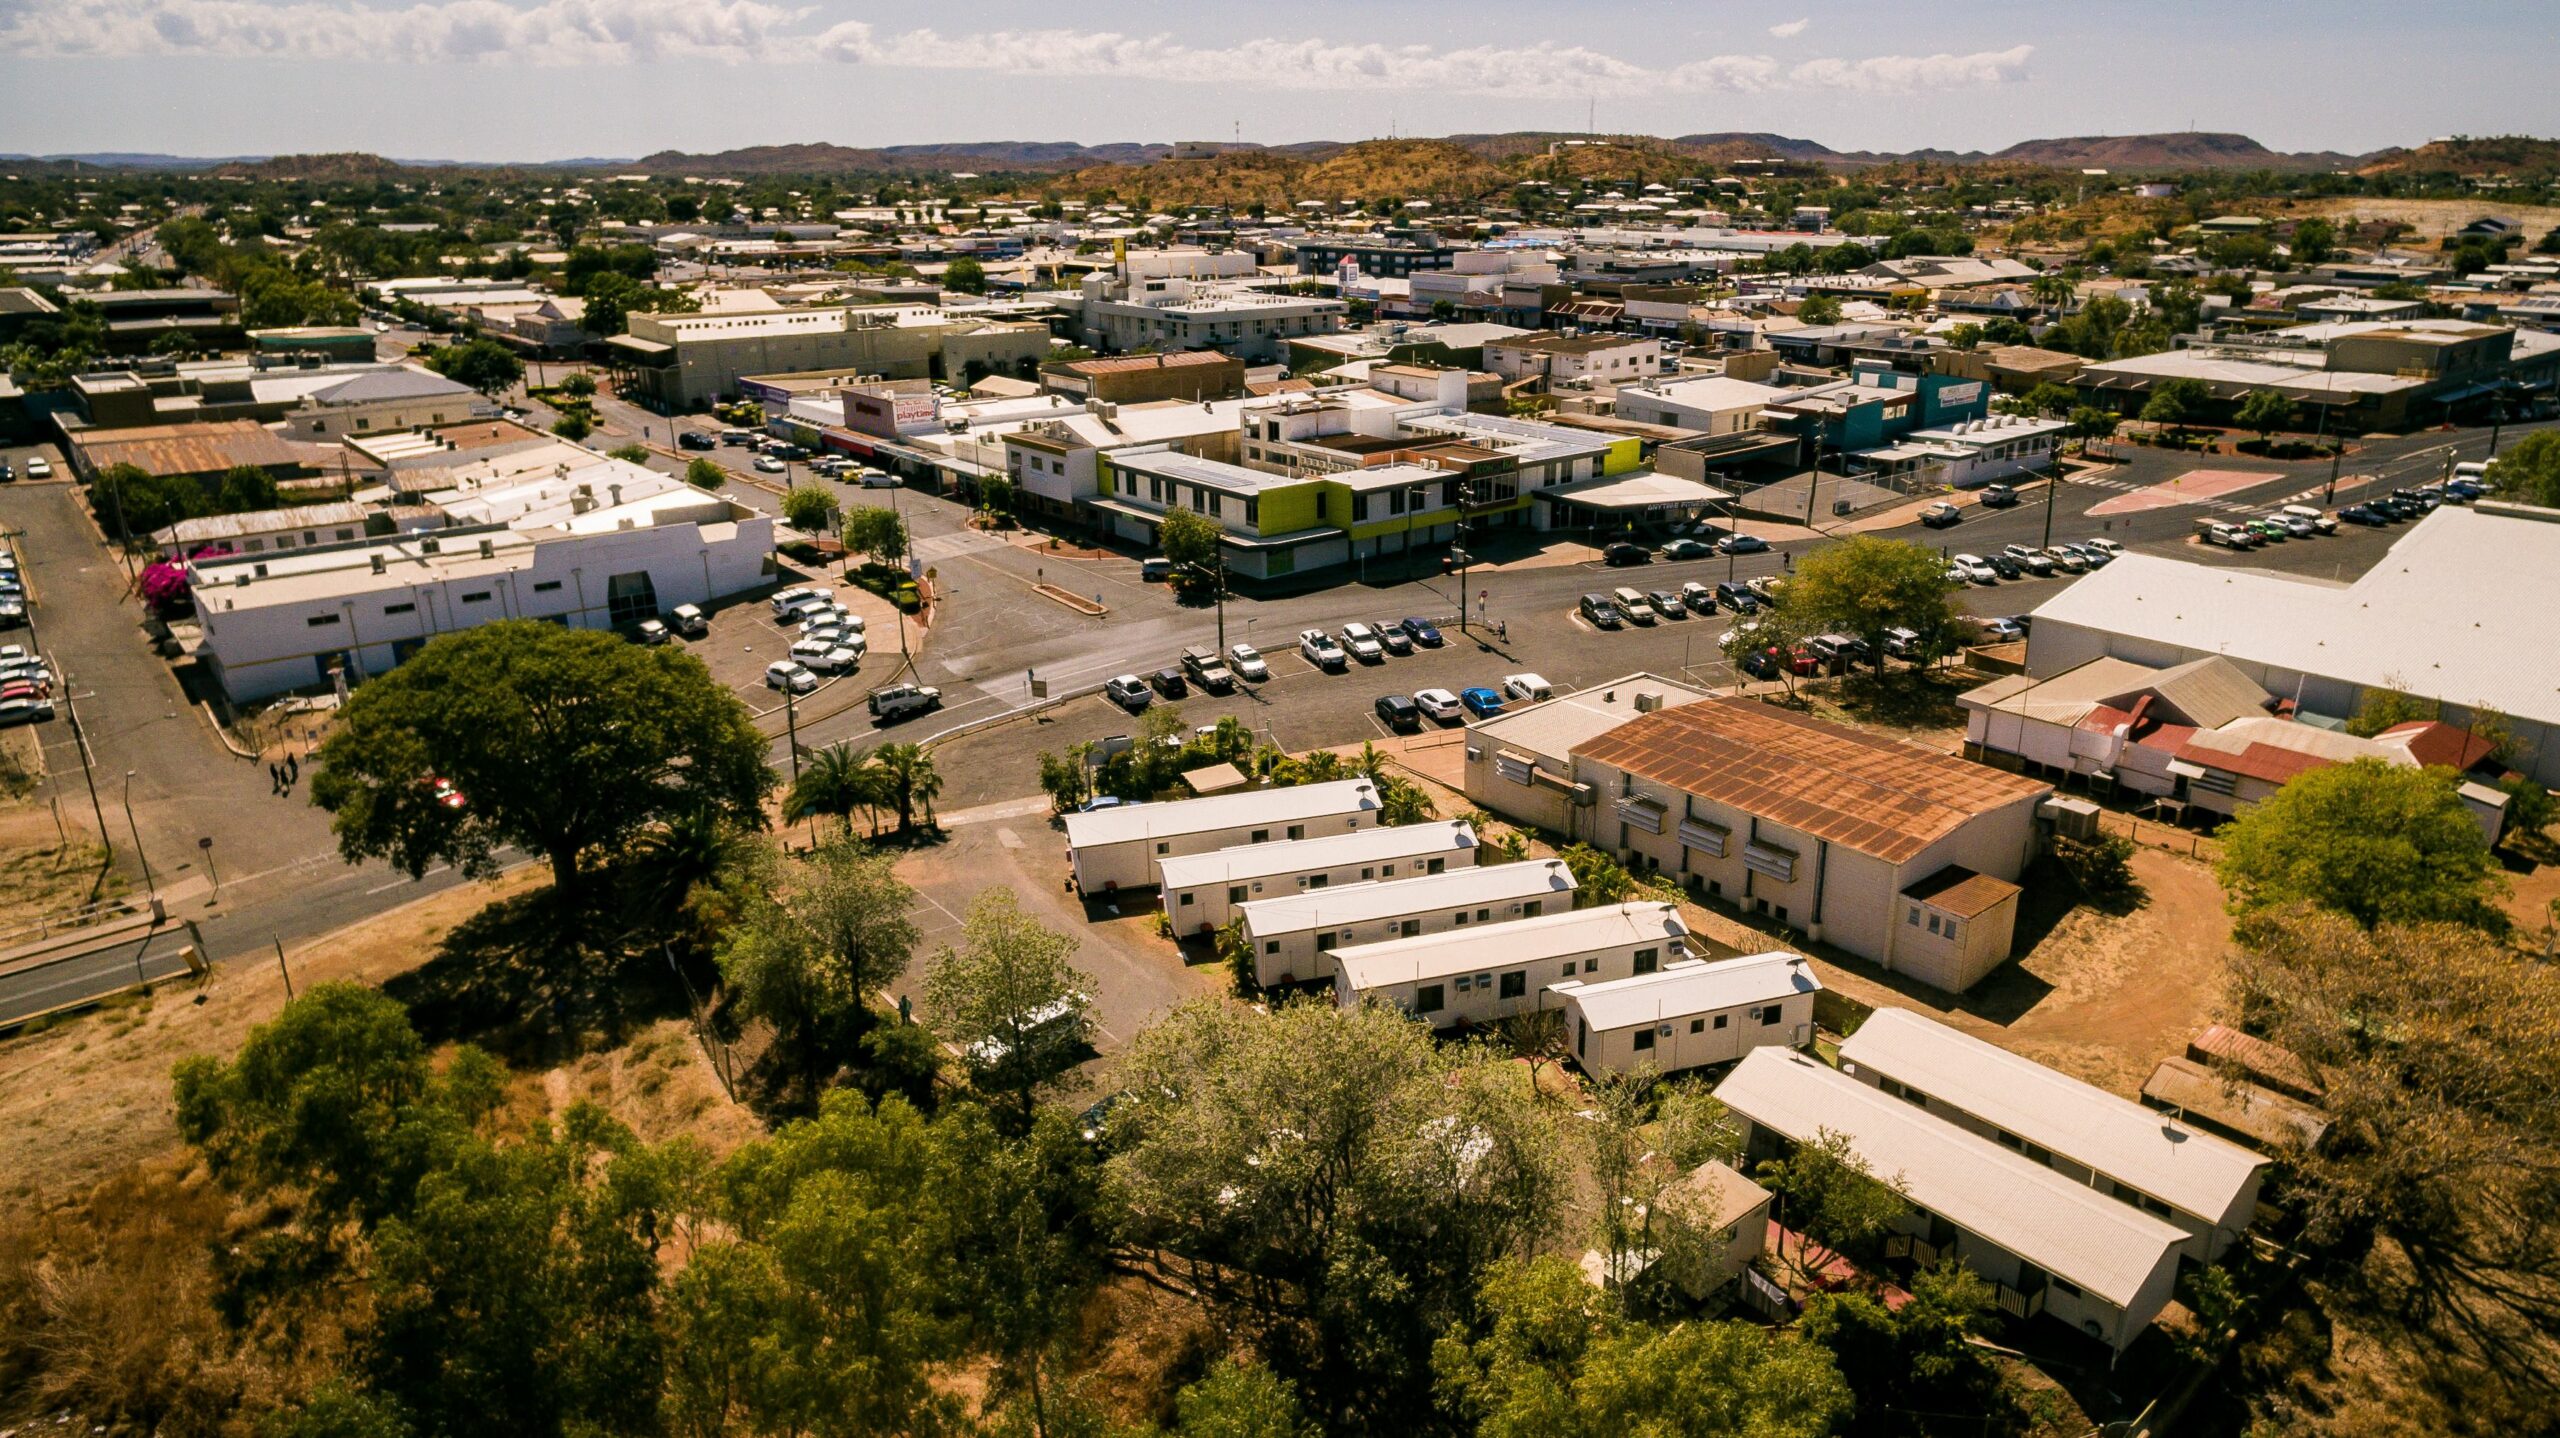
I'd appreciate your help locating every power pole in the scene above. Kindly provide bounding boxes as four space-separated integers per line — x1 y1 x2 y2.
2040 456 2061 551
1804 429 1824 529
1454 478 1475 637
783 688 802 786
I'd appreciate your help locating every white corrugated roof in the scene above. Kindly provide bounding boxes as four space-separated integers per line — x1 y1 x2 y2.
1714 1048 2187 1308
2027 504 2560 726
1333 901 1686 990
1555 952 1820 1032
1235 859 1573 938
1841 1010 2266 1221
1156 819 1475 891
1062 778 1379 850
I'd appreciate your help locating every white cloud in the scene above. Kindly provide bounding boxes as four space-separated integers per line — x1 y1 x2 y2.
1789 44 2036 93
0 1 2033 98
1768 18 1810 39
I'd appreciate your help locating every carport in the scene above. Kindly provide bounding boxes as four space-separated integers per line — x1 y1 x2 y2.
1538 470 1734 535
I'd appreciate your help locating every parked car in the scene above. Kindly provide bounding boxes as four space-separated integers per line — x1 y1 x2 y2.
1374 694 1421 732
630 617 670 645
768 586 821 618
0 694 56 726
1918 502 1961 529
2445 479 2487 501
1227 643 1271 682
2002 544 2056 577
1661 537 1715 560
670 603 709 637
1714 581 1759 613
1610 586 1656 625
1978 483 2019 509
1400 617 1444 647
2043 546 2089 573
856 470 900 488
1338 622 1386 663
24 457 49 480
1372 621 1414 655
1951 554 1998 584
1883 626 1925 659
1298 629 1348 669
868 683 942 722
2272 512 2318 539
1747 576 1786 602
1603 542 1652 566
1679 581 1717 614
1414 688 1463 722
764 660 818 694
1140 557 1173 582
1720 533 1770 555
1150 668 1189 698
2083 537 2124 559
1578 593 1624 629
1737 646 1786 680
1984 553 2024 580
1181 646 1236 691
1104 674 1152 709
1502 673 1554 702
1978 616 2027 643
1459 686 1505 719
2339 503 2386 526
754 455 787 474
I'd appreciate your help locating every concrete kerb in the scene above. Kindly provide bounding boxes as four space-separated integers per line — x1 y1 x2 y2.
918 680 1111 752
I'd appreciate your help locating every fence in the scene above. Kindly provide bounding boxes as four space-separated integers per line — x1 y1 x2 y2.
2101 811 2223 862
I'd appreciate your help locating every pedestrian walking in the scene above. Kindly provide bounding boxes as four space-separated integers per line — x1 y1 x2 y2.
269 762 284 795
1497 618 1508 643
1783 551 1793 573
285 753 299 787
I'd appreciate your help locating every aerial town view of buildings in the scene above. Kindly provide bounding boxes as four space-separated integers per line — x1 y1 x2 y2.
0 4 2556 1437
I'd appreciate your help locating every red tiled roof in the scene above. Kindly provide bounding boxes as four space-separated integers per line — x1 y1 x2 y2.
2176 739 2331 786
1573 699 2050 865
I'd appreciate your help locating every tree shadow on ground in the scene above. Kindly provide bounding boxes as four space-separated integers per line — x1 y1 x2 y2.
1821 670 1975 733
382 870 695 1064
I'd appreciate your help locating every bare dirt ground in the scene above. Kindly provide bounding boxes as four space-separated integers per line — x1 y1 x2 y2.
0 864 759 1216
1692 847 2231 1099
2298 196 2560 245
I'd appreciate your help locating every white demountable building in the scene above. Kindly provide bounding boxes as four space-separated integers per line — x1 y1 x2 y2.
1156 819 1478 937
1234 858 1576 990
1715 1047 2187 1356
1331 901 1688 1026
1838 1009 2267 1262
1550 951 1821 1077
1061 778 1379 896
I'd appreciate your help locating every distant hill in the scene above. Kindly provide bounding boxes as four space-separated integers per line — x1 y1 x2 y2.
2359 135 2560 179
1031 139 1506 210
212 153 415 182
631 140 1193 176
1980 132 2358 172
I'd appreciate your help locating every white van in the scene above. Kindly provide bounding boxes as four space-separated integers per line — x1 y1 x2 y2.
2453 461 2490 480
2279 504 2338 534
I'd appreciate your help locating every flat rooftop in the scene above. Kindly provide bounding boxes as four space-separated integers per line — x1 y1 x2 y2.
1062 778 1379 851
1554 951 1819 1030
1155 820 1476 891
1333 901 1685 991
1236 858 1574 937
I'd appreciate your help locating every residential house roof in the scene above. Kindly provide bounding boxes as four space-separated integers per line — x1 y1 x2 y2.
70 418 308 478
1714 1047 2189 1309
1574 699 2050 865
1840 1010 2267 1222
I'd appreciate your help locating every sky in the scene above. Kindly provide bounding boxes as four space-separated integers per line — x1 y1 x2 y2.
0 0 2552 162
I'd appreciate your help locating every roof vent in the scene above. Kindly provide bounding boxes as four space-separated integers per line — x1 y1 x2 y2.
369 554 386 574
421 538 440 554
478 538 494 558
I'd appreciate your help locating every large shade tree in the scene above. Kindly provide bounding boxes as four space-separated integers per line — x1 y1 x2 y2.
311 620 772 894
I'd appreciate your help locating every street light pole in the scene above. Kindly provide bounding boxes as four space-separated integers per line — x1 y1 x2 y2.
121 770 154 897
784 687 802 786
1455 478 1474 637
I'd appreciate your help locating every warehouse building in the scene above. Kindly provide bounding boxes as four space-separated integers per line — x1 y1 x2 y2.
1570 699 2052 991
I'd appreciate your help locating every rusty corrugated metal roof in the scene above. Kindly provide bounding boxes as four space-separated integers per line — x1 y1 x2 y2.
1574 698 2049 864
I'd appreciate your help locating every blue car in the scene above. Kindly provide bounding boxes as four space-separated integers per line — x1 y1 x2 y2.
1401 617 1444 647
1459 686 1505 719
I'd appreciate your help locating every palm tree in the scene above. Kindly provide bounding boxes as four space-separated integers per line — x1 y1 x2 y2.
871 742 943 835
784 744 878 838
2030 272 2075 314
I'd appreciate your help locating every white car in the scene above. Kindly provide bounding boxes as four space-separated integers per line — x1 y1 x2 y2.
857 469 901 488
1299 629 1347 669
1502 673 1555 703
1227 643 1270 682
670 603 709 637
764 660 818 694
2083 537 2124 558
1950 554 1999 585
2001 544 2056 577
810 644 864 673
798 608 860 635
769 586 834 619
2044 547 2089 573
1338 622 1386 663
1414 687 1464 722
24 457 50 479
754 455 787 474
